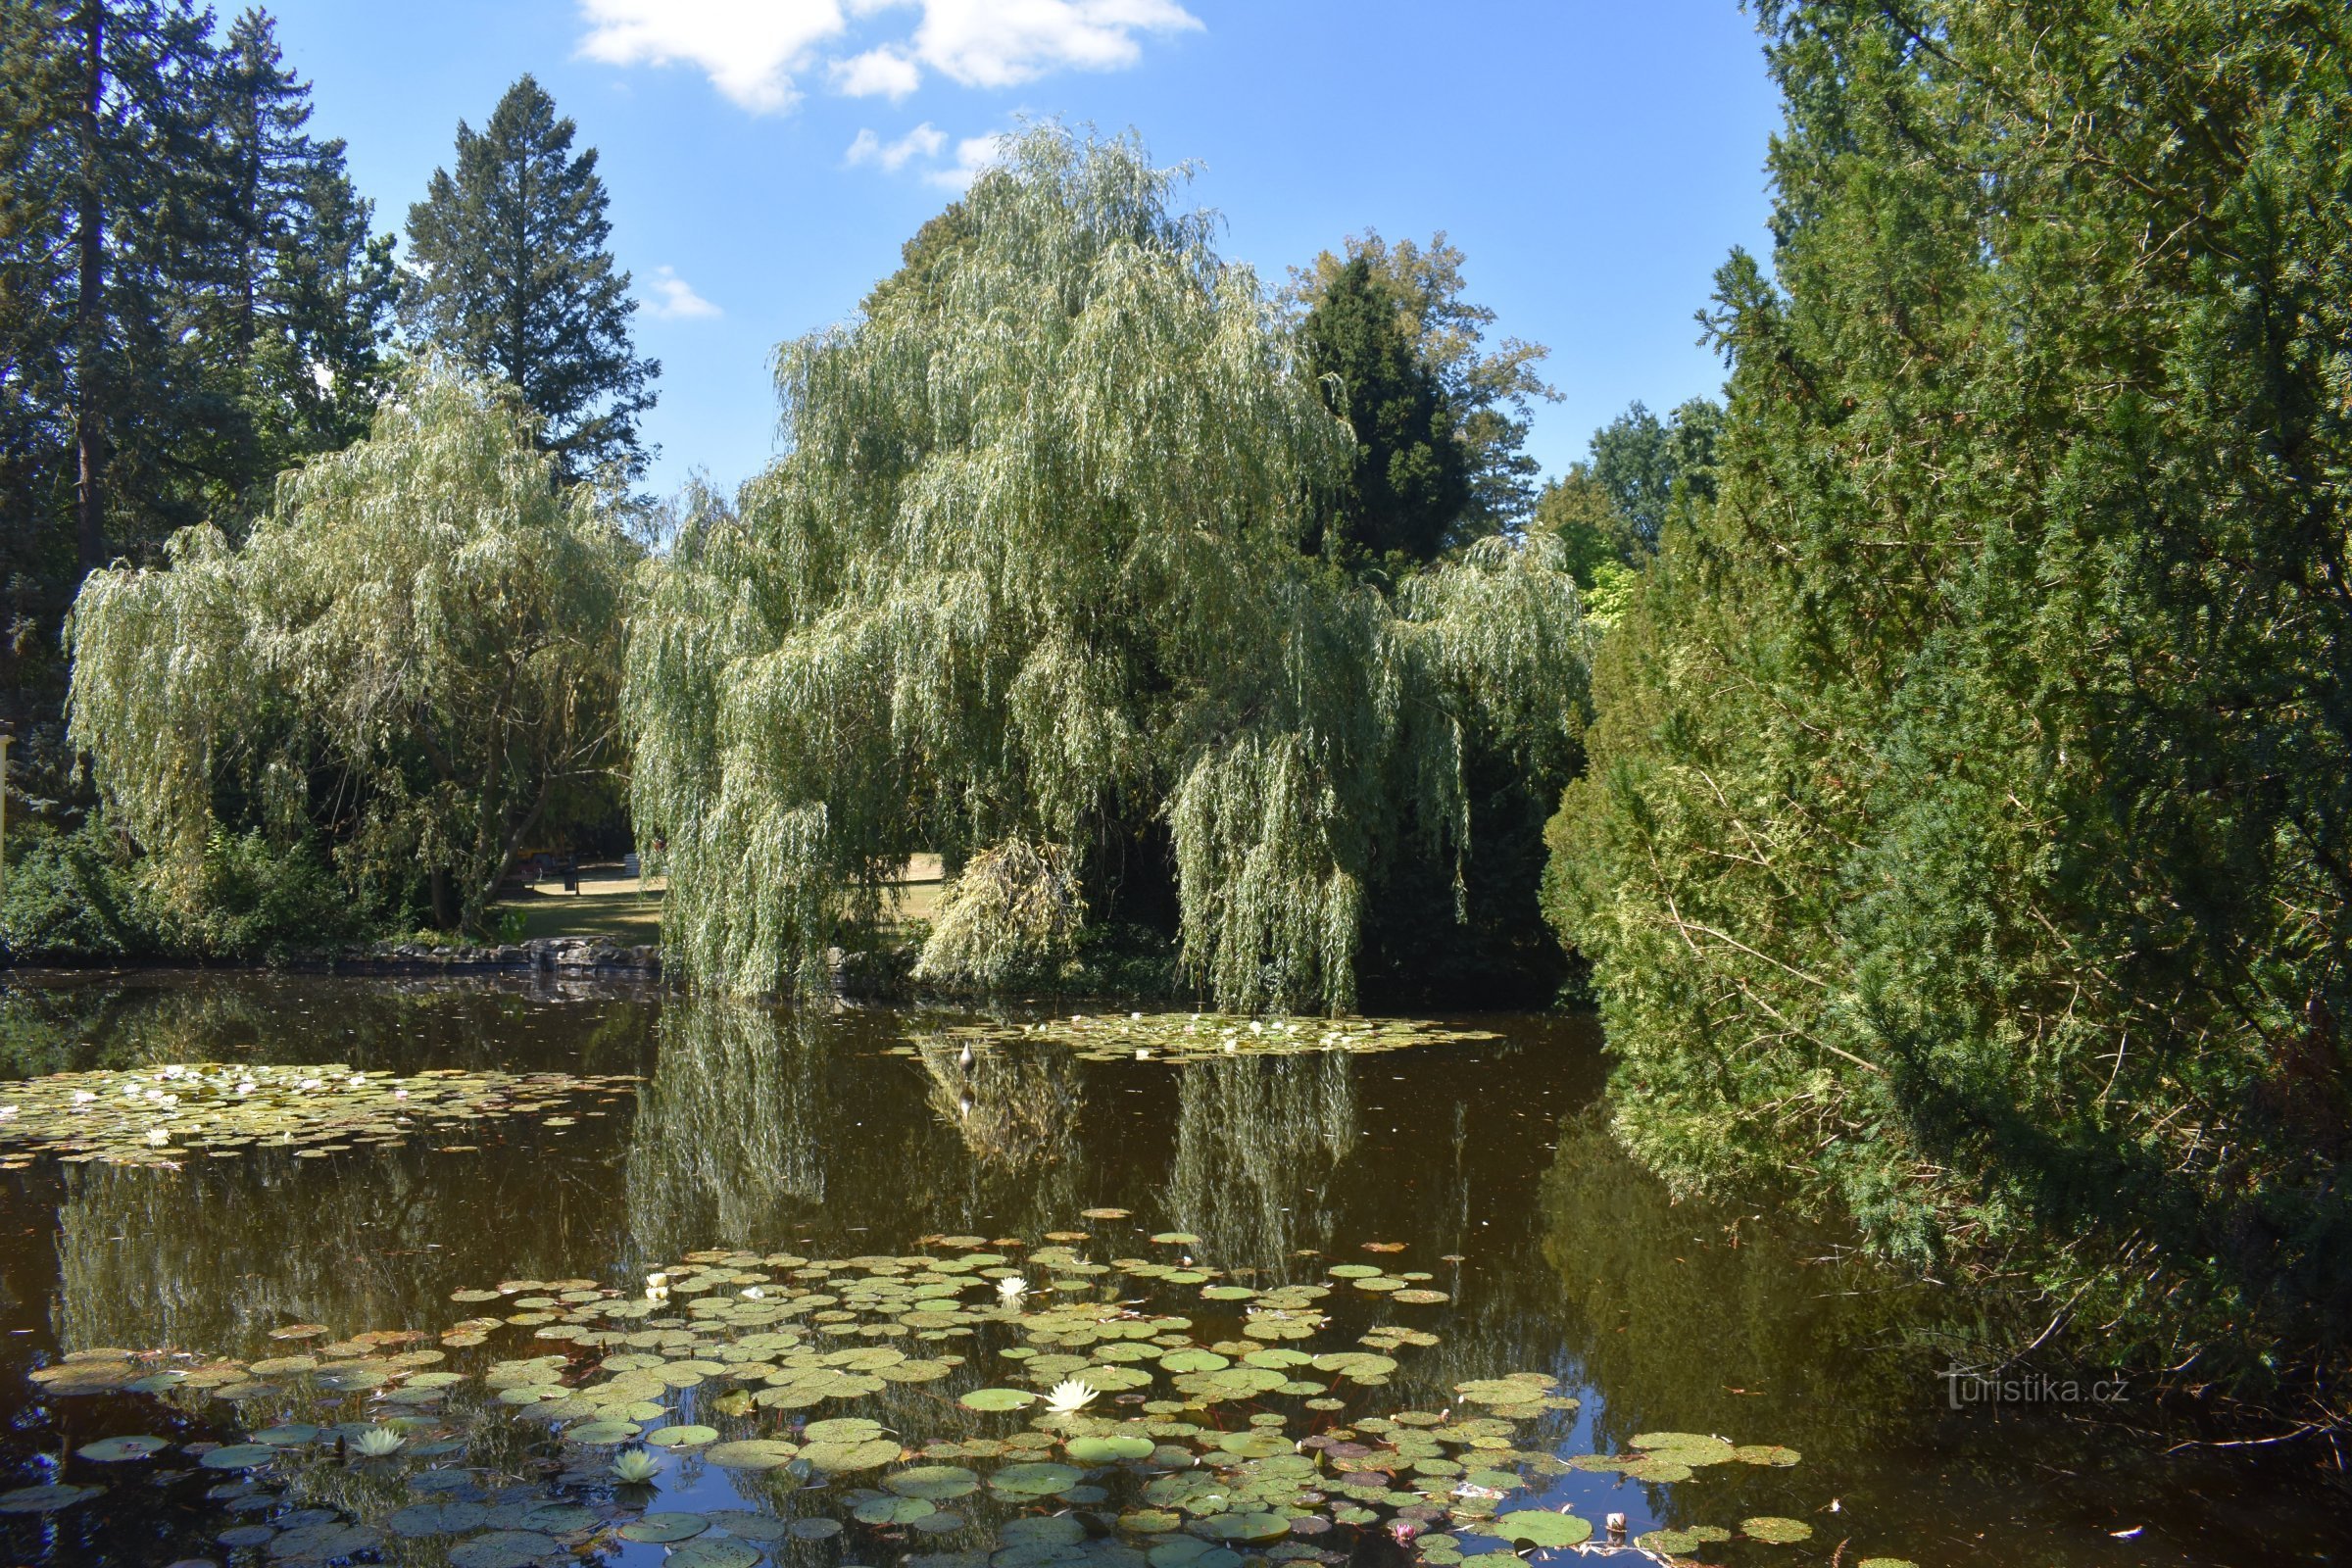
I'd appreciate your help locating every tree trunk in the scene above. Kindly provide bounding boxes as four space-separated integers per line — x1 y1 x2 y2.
73 1 105 576
429 864 453 932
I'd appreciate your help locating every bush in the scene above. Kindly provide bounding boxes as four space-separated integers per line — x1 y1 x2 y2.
173 830 359 960
0 820 165 961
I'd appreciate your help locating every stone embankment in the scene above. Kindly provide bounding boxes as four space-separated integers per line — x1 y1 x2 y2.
334 936 661 976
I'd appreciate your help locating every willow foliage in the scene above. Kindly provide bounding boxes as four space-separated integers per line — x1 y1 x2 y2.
1546 2 2352 1392
627 127 1588 1009
66 368 632 933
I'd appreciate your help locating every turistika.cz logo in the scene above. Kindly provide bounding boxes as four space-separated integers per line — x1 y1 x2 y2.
1938 1366 2129 1408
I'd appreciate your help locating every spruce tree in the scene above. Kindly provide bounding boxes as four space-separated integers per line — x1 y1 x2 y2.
202 7 397 485
402 75 656 484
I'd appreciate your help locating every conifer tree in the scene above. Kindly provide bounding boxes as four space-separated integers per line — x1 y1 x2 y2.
402 75 656 484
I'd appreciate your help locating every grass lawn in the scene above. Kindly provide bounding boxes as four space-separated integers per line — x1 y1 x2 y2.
490 867 665 944
485 858 946 945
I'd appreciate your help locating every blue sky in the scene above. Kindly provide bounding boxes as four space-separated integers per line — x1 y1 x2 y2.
265 1 1784 501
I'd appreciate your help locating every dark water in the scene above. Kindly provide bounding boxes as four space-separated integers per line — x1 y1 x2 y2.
0 971 2338 1567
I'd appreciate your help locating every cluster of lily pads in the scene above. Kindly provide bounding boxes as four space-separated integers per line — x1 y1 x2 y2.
0 1061 641 1166
914 1013 1502 1065
7 1220 1920 1568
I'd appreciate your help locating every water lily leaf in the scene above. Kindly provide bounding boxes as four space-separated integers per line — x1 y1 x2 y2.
645 1423 719 1448
802 1437 904 1472
619 1512 711 1543
709 1510 792 1543
670 1544 763 1568
888 1464 982 1499
790 1516 845 1540
1856 1559 1919 1567
1734 1445 1801 1467
1200 1512 1292 1543
1639 1527 1732 1552
1067 1435 1155 1464
1493 1511 1592 1548
992 1461 1085 1495
1159 1349 1228 1372
270 1521 381 1561
708 1439 800 1470
856 1494 939 1525
449 1529 563 1568
0 1484 98 1513
563 1419 641 1445
1742 1517 1813 1544
77 1435 170 1461
961 1387 1040 1410
1003 1514 1089 1547
389 1500 490 1537
200 1444 278 1470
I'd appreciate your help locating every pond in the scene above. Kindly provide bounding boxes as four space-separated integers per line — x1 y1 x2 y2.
0 971 2335 1568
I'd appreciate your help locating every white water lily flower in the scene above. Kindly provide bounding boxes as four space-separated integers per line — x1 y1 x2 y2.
0 1105 16 1119
1044 1379 1098 1413
146 1127 170 1146
353 1426 404 1457
298 1078 322 1091
742 1287 765 1300
161 1064 185 1079
611 1447 662 1484
996 1276 1029 1302
235 1081 256 1096
347 1076 366 1089
72 1090 96 1104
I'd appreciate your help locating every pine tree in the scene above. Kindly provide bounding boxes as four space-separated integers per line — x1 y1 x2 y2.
402 75 656 484
201 8 396 487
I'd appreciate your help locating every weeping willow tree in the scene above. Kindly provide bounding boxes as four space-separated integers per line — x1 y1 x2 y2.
627 126 1588 1010
65 368 633 933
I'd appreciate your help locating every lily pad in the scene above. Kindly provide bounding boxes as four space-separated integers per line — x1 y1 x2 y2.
0 1484 99 1513
1741 1517 1814 1544
887 1464 982 1499
200 1444 279 1470
960 1387 1039 1410
670 1544 763 1568
645 1423 720 1448
449 1530 563 1568
1492 1511 1592 1548
77 1434 170 1461
708 1439 801 1470
618 1512 711 1543
1067 1435 1156 1464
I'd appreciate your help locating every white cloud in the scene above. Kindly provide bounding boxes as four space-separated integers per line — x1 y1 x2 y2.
906 0 1200 90
576 1 848 114
924 131 1008 192
578 0 1199 111
832 46 922 99
645 267 722 320
846 122 948 172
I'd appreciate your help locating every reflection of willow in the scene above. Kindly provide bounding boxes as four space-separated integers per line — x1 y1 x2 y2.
1162 1054 1357 1277
52 1143 616 1355
0 970 658 1079
623 999 831 1263
909 1037 1087 1231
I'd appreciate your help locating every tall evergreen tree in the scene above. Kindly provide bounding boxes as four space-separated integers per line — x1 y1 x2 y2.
402 75 657 484
1293 231 1554 544
2 2 396 805
1298 254 1471 570
201 8 397 485
1545 0 2352 1396
1584 396 1722 554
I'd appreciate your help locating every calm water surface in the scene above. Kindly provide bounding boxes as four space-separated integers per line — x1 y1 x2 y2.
0 972 2338 1567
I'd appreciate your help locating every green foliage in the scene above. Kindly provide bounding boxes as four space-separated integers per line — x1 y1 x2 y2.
914 840 1088 990
402 74 658 484
0 2 395 806
1298 255 1470 571
1292 230 1554 541
628 127 1588 1011
1583 397 1721 554
65 367 633 936
0 818 161 961
1545 0 2352 1393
